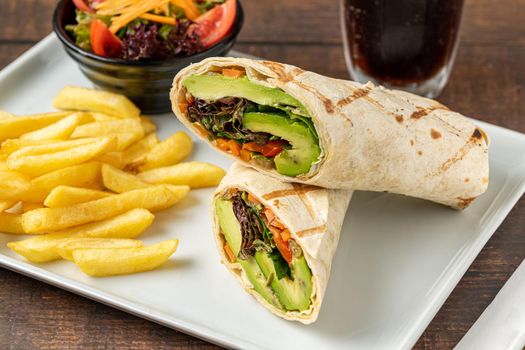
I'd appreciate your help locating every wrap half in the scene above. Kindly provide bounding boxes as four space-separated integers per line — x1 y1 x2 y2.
212 163 352 323
171 57 489 208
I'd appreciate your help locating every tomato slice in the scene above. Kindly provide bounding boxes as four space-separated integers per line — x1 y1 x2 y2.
90 19 122 57
194 0 236 48
261 140 285 158
242 140 285 158
73 0 94 13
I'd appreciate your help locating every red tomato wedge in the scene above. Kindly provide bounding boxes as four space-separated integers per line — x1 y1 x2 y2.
194 0 236 48
73 0 94 13
261 140 286 157
90 19 122 57
242 140 286 158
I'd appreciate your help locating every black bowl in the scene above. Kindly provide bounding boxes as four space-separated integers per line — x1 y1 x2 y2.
53 0 244 114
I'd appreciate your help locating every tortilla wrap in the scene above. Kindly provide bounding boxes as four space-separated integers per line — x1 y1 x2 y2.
171 57 489 208
212 163 352 323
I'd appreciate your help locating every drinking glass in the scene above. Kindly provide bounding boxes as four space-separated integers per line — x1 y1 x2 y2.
340 0 464 98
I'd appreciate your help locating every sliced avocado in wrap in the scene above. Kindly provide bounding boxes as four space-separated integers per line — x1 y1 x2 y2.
215 193 313 312
182 74 321 177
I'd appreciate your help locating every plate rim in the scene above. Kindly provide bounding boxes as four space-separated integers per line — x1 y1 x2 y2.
1 33 525 350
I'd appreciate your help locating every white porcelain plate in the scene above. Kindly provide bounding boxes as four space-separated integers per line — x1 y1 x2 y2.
1 34 525 350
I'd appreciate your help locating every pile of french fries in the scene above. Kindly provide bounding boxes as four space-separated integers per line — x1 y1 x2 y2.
0 86 225 277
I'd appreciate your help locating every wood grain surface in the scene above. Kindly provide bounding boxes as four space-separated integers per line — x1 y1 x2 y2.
1 0 524 349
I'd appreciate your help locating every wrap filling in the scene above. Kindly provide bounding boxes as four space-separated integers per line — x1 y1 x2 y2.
215 189 313 311
180 69 321 177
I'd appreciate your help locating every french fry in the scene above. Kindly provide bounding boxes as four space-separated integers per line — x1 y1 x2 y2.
0 213 25 234
1 139 57 155
122 133 159 164
97 151 125 169
102 163 150 193
140 116 157 134
56 238 143 261
3 137 99 156
0 112 71 141
138 162 226 188
126 131 192 172
20 112 92 141
114 133 143 151
22 185 188 233
44 186 112 208
72 239 178 276
7 233 74 262
31 162 103 200
91 112 118 122
5 201 23 214
0 170 32 201
23 203 44 212
7 208 154 262
0 111 16 120
53 86 140 119
57 208 154 238
0 200 16 213
7 136 117 176
71 119 144 139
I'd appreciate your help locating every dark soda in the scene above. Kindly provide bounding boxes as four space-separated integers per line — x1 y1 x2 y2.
342 0 464 88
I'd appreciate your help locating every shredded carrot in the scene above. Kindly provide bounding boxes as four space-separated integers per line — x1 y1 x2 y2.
228 140 241 156
193 123 209 137
139 13 177 25
97 0 171 34
240 149 251 162
268 225 282 240
264 207 275 223
224 243 236 263
171 0 200 20
178 102 188 113
216 138 230 152
247 193 261 206
280 229 291 242
222 68 245 78
271 219 285 230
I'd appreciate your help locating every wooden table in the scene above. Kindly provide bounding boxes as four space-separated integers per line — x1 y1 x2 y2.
1 0 524 348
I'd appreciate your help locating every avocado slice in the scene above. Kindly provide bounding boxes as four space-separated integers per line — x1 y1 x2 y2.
183 74 305 113
215 199 282 309
243 112 321 177
255 252 313 311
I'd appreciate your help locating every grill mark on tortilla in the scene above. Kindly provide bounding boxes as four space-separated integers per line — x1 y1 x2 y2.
410 106 448 120
457 196 476 209
472 128 483 140
430 128 442 139
336 86 371 108
261 61 303 83
427 130 481 177
362 95 406 121
296 225 327 238
260 61 334 113
395 115 404 123
292 183 318 221
363 95 387 111
262 185 319 200
293 80 335 114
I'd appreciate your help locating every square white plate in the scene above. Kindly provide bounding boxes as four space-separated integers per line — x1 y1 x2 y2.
1 34 525 350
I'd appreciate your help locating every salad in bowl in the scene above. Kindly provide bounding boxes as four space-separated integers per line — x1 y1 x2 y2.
67 0 237 60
